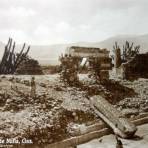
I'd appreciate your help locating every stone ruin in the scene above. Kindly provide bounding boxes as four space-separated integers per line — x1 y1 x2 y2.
113 41 148 80
59 46 112 85
122 53 148 80
59 54 79 86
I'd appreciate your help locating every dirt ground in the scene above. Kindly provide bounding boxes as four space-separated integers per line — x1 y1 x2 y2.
0 73 148 145
78 123 148 148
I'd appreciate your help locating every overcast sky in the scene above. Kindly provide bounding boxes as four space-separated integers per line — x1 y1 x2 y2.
0 0 148 45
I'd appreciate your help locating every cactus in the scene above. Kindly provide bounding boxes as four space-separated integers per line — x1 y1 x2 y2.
113 42 122 68
0 38 30 74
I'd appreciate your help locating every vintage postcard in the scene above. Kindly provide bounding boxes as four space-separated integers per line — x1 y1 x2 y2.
0 0 147 148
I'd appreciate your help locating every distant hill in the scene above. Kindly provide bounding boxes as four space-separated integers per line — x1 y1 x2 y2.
0 34 148 65
94 34 148 53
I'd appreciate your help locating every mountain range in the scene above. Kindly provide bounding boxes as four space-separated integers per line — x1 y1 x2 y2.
0 34 148 65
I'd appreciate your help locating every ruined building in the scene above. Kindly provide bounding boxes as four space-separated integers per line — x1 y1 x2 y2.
122 53 148 79
113 41 148 80
59 46 112 84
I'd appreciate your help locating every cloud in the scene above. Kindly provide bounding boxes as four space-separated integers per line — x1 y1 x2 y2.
0 0 147 44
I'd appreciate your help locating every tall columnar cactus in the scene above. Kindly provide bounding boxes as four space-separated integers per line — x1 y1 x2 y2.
0 38 30 74
122 41 140 61
113 42 122 68
112 41 140 66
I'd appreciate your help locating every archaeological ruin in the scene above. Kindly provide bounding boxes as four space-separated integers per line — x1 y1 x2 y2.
0 39 148 148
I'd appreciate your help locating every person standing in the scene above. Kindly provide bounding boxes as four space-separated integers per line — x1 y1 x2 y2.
30 76 36 98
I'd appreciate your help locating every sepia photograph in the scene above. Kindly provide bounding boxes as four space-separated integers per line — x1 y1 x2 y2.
0 0 148 147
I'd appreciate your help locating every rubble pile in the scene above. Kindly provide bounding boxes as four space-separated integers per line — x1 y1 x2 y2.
0 75 96 144
102 80 136 104
59 54 79 86
88 57 111 83
16 57 43 75
0 74 147 144
4 97 25 111
76 79 136 105
117 79 148 114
